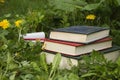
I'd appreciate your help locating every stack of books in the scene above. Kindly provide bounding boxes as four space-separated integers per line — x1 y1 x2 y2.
43 26 120 69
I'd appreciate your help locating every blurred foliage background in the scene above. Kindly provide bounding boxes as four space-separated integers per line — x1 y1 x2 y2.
0 0 120 45
0 0 120 80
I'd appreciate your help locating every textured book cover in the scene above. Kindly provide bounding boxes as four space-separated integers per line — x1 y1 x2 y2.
52 26 109 34
45 37 112 46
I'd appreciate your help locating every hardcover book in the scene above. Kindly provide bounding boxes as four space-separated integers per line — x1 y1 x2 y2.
50 26 109 43
44 37 112 56
44 45 120 69
45 52 78 69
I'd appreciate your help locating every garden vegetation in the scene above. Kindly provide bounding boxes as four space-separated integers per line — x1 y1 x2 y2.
0 0 120 80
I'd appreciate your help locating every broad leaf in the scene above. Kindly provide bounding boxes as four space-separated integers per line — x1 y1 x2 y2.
9 71 17 80
49 53 61 79
40 52 48 73
81 73 97 77
116 57 120 66
82 3 100 11
49 0 87 12
117 0 120 6
68 73 79 80
52 53 61 71
30 61 40 71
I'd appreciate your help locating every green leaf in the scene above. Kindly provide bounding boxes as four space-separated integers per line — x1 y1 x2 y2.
39 15 44 22
116 57 120 66
9 71 17 80
21 61 30 67
52 53 61 71
40 52 48 73
7 52 12 64
67 58 73 67
68 73 79 80
20 74 34 80
81 73 97 78
116 0 120 6
1 30 9 36
1 44 8 50
49 0 77 12
8 63 18 70
49 53 61 78
30 61 40 71
82 3 100 11
28 41 36 47
4 13 11 18
73 0 87 6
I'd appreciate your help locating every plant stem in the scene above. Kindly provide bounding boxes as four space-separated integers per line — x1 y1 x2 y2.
18 28 22 42
2 52 10 80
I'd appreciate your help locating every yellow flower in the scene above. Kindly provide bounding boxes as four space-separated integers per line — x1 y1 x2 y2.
0 0 5 3
15 20 23 27
86 14 96 20
0 19 10 29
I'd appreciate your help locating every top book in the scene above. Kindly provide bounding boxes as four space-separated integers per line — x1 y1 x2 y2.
50 26 110 43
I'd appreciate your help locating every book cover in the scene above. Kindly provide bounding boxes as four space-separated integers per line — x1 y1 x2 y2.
46 37 112 46
52 26 109 34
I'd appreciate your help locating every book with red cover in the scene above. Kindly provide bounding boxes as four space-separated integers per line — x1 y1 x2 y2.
44 37 112 56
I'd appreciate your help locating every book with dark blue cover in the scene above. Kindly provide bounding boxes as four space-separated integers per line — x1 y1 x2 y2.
53 26 109 34
50 26 110 43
